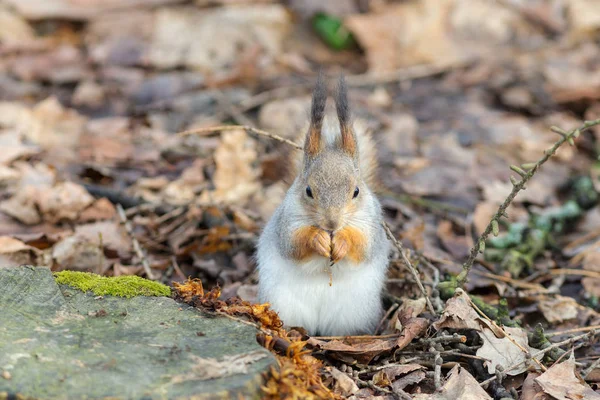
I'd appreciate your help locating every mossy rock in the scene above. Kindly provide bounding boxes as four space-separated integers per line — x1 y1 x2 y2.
0 266 275 400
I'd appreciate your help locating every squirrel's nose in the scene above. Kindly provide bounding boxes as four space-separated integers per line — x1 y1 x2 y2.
324 214 341 231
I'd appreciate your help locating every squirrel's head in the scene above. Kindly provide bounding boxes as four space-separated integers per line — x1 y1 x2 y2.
298 75 364 233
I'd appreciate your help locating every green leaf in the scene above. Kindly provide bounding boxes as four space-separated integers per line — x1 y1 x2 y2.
312 13 355 51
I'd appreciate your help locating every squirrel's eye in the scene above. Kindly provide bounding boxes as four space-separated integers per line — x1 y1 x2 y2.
353 186 360 198
306 186 313 198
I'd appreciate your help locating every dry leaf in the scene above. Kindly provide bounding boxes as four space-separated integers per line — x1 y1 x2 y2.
0 186 41 225
392 369 426 393
535 353 600 400
0 130 40 165
433 291 482 331
149 5 291 72
37 182 94 223
330 366 359 396
0 236 42 267
476 326 537 376
521 372 551 400
306 337 397 365
199 130 261 205
538 296 579 323
413 365 493 400
52 235 105 273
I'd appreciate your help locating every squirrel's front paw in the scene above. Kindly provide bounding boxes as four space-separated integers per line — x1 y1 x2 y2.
291 226 331 260
331 233 349 263
331 227 367 264
312 229 331 259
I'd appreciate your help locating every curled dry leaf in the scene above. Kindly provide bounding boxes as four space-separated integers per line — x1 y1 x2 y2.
476 326 537 376
413 365 492 400
535 353 600 400
306 337 397 365
0 236 42 267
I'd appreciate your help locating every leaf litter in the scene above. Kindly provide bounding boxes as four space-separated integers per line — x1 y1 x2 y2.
2 0 600 398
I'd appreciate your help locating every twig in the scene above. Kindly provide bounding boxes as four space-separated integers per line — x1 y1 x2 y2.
432 347 442 390
548 268 600 279
546 324 600 338
178 124 302 150
480 330 599 387
117 203 154 280
383 221 436 315
375 303 399 335
582 357 600 379
213 89 255 126
457 119 600 287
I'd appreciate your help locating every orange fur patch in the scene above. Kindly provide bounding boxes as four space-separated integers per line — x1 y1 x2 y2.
340 126 357 157
291 226 330 261
332 226 367 264
305 127 322 157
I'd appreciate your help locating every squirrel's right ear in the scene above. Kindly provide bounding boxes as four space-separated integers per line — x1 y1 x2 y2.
304 73 327 160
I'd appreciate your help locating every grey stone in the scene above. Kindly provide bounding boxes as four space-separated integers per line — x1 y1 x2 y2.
0 266 275 399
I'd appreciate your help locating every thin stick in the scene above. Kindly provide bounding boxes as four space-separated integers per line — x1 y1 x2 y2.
458 119 600 287
178 125 302 150
117 203 154 280
480 330 598 387
383 221 436 315
546 324 600 338
582 356 600 379
548 268 600 279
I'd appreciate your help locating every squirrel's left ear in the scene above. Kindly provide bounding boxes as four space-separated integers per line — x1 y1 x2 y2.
334 75 358 162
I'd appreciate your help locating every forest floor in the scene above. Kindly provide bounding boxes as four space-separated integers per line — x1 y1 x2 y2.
2 0 600 398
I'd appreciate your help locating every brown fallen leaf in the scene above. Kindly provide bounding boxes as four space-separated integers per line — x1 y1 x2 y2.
329 366 359 396
199 129 261 205
535 353 600 400
0 186 41 225
476 326 537 376
392 369 427 393
148 5 291 72
413 364 493 400
78 198 117 223
432 290 482 331
538 296 579 324
521 372 551 400
582 251 600 297
37 182 95 224
306 337 397 365
52 235 105 273
0 236 42 268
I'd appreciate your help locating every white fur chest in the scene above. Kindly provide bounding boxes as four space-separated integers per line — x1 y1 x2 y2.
257 220 389 335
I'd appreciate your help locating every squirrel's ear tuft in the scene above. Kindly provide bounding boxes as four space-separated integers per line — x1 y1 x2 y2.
334 75 358 160
305 72 327 159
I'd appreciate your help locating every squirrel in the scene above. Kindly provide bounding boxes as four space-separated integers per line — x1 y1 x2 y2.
256 75 391 336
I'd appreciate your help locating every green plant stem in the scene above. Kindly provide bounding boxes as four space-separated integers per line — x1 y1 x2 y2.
457 119 600 287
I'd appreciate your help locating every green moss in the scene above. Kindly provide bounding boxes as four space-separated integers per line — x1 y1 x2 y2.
54 271 171 298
